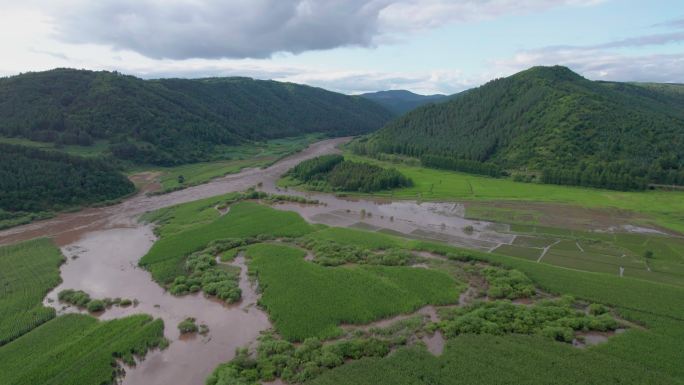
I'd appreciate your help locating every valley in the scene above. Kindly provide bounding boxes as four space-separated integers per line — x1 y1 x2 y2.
1 135 683 384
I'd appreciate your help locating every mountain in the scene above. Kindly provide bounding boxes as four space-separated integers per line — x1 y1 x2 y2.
359 90 448 115
0 69 393 165
354 66 684 189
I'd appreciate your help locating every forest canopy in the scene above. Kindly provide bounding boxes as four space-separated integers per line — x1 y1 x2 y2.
287 156 412 192
354 66 684 190
0 69 393 166
0 143 134 213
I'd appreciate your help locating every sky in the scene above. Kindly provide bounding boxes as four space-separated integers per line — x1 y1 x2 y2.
1 0 683 94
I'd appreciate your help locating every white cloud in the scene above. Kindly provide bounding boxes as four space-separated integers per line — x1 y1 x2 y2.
42 0 604 60
492 47 684 83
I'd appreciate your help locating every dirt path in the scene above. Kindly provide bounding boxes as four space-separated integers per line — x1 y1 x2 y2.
537 240 561 263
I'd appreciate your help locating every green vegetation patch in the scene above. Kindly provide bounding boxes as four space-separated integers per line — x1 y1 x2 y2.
57 289 136 313
246 243 463 341
0 314 166 385
436 297 618 343
0 239 64 346
141 200 315 283
0 143 134 225
481 267 536 299
286 155 412 193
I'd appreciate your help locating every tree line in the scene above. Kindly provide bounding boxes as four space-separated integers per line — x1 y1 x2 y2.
420 154 505 177
0 144 134 212
288 155 412 193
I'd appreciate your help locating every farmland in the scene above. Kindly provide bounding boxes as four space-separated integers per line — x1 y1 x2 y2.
0 239 64 345
136 196 682 384
246 242 462 340
0 314 166 385
140 198 315 284
0 238 166 385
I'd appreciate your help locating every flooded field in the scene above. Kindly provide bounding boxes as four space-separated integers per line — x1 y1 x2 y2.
43 227 270 385
0 137 640 384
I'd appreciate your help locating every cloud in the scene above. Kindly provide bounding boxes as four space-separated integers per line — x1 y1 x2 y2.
48 0 604 60
52 0 387 59
492 47 684 84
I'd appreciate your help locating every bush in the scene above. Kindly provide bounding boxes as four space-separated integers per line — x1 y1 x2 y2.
178 318 198 334
588 303 609 315
58 289 92 307
86 300 105 313
482 267 535 299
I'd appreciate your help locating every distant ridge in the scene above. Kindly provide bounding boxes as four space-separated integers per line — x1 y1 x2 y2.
360 89 449 115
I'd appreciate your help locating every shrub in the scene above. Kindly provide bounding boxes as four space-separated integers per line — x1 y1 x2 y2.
178 318 198 334
86 300 105 313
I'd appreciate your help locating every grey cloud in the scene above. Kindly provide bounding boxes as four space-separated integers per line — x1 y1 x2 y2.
53 0 388 59
49 0 602 60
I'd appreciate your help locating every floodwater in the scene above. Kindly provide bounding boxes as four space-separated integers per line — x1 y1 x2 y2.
0 137 516 384
43 227 270 385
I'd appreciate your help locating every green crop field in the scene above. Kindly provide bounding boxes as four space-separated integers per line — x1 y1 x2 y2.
0 239 64 345
141 199 315 283
0 314 165 385
0 238 166 385
343 153 684 234
246 243 463 341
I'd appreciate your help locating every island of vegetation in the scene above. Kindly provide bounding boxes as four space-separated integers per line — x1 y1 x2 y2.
283 154 412 192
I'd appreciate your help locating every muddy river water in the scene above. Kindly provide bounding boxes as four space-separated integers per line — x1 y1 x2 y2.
0 137 513 385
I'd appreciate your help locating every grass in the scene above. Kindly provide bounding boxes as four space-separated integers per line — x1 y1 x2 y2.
246 243 463 341
141 200 315 283
140 134 323 193
343 153 684 234
157 158 276 192
493 244 542 261
306 227 408 250
0 314 165 385
0 239 64 345
0 136 111 158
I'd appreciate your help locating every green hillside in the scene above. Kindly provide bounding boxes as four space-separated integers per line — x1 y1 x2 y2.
355 66 684 190
0 69 392 165
0 144 134 228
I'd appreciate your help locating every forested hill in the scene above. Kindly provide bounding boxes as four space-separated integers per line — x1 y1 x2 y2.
355 66 684 189
360 90 449 115
0 143 134 216
0 69 393 165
